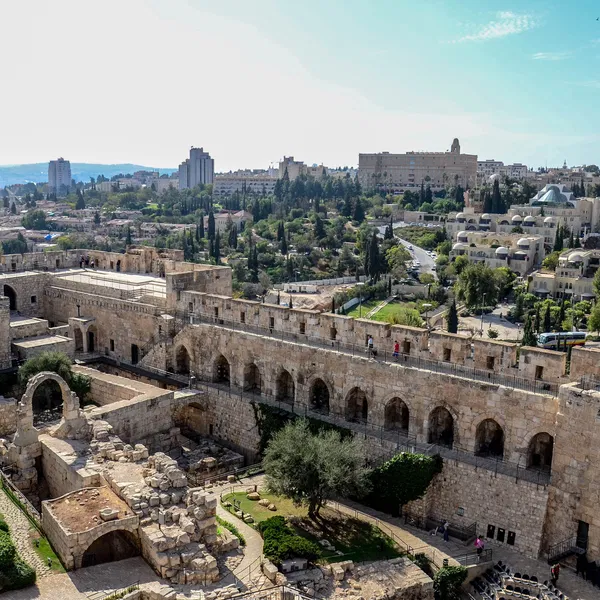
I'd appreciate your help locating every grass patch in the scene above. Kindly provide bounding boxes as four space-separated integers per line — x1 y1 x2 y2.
346 300 381 319
29 531 65 573
216 515 246 547
223 492 400 564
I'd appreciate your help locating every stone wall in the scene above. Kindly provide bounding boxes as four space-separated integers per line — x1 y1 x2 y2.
0 396 16 436
0 297 11 368
0 272 49 317
570 346 600 380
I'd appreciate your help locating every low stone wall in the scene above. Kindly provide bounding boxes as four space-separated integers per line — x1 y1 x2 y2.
0 396 17 436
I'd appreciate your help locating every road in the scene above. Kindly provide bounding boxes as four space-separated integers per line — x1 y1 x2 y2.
377 221 436 275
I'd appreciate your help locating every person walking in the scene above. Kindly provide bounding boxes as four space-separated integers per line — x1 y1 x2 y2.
443 521 450 542
551 563 560 586
475 536 485 561
367 335 374 358
393 340 400 361
576 552 587 579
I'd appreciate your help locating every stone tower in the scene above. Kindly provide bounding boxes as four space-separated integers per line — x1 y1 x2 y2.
451 138 461 154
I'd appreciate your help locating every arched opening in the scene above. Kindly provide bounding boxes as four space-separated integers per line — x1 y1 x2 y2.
276 369 294 404
74 328 84 352
213 354 230 384
87 325 97 353
32 379 64 427
3 285 16 311
428 406 454 448
345 387 368 423
527 432 554 471
475 419 504 458
80 530 139 568
384 398 409 432
175 345 191 376
310 379 330 414
243 363 261 394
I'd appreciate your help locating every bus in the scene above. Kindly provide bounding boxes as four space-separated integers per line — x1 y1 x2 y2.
537 331 586 350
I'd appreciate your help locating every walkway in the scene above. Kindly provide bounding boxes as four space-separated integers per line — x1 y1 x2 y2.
365 296 395 319
0 488 51 578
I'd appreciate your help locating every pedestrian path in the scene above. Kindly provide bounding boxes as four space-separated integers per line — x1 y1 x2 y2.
365 296 395 319
0 488 52 578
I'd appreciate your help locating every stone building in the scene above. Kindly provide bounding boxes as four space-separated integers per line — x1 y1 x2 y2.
0 247 599 569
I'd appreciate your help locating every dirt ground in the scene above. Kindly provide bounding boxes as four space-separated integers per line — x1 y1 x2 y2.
48 487 132 532
268 282 359 311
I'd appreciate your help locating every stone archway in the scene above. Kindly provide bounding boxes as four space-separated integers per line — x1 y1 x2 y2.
213 354 230 384
345 387 368 423
527 432 554 471
276 369 294 404
244 363 261 394
310 378 330 414
3 284 17 311
384 397 409 432
175 345 191 376
475 419 505 458
80 529 139 568
86 324 97 353
428 406 454 448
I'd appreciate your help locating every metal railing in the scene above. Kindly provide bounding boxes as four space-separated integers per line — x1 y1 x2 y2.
577 375 600 392
168 310 559 397
403 512 477 544
546 536 586 563
453 548 493 566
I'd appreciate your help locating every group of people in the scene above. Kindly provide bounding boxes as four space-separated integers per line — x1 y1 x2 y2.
366 336 403 361
79 255 95 269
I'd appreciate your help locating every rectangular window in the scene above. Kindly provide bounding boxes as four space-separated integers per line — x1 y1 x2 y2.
110 339 115 351
299 322 306 335
486 356 495 370
188 302 193 312
214 307 219 318
240 311 246 324
402 340 411 354
30 295 37 304
535 365 544 380
269 316 275 329
443 348 452 362
330 327 337 340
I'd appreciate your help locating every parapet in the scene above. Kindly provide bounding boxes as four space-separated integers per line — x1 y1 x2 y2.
519 347 566 383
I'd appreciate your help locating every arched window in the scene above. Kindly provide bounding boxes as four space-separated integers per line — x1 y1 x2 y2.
244 363 261 394
527 432 554 471
175 346 191 375
276 369 294 404
3 284 16 311
384 398 409 432
475 419 504 458
310 379 330 414
213 355 230 384
428 406 454 448
345 387 368 423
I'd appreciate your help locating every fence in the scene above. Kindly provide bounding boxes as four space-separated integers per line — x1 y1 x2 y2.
404 512 477 544
274 275 367 289
0 469 42 531
577 375 600 392
170 310 559 398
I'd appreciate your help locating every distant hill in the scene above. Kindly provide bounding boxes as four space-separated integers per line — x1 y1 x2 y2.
0 163 177 187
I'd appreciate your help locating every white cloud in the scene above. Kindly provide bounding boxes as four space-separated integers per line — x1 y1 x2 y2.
456 11 537 43
531 51 572 61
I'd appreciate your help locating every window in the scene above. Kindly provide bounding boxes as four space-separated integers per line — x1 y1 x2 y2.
535 365 544 380
30 295 37 304
269 317 275 329
299 322 306 335
330 327 337 340
188 302 193 312
214 307 219 318
110 339 115 351
402 340 411 354
240 311 246 324
443 348 452 362
486 356 495 370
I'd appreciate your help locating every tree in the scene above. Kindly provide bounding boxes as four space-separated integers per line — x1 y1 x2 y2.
454 263 499 309
75 189 86 210
534 304 541 333
543 305 552 333
352 198 365 223
263 419 370 517
93 211 101 225
593 268 600 300
280 234 288 256
288 296 293 309
198 215 205 239
10 202 16 215
588 302 600 335
491 179 505 213
452 254 469 275
553 224 564 252
434 566 468 600
542 251 560 271
125 226 132 246
207 210 215 240
21 209 47 230
314 215 325 240
522 315 537 347
214 231 221 264
368 232 381 282
447 300 458 334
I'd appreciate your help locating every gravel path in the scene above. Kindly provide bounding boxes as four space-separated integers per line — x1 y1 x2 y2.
0 489 52 578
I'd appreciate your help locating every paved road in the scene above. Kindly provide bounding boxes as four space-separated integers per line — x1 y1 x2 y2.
377 221 436 275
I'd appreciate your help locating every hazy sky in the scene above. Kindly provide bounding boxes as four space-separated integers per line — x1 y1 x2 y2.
2 0 600 171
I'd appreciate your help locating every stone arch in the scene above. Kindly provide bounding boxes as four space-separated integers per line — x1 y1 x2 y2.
475 418 505 458
428 406 455 448
213 354 230 384
276 369 295 404
244 362 262 394
3 284 17 311
14 371 85 446
309 378 330 414
74 328 84 352
384 397 409 432
175 345 191 376
79 528 139 569
345 387 368 423
527 432 554 471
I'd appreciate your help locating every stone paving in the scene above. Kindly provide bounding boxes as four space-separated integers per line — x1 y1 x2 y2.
0 488 52 578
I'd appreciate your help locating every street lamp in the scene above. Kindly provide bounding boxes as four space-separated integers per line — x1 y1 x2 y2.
423 303 433 330
76 303 81 318
480 293 486 335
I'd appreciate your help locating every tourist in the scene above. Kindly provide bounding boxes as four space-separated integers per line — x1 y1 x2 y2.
576 553 587 579
393 340 399 361
443 521 450 542
475 536 484 560
90 259 95 269
367 336 374 357
551 563 560 586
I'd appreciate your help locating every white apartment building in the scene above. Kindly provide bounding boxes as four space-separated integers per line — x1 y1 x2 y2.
477 160 528 181
359 138 477 193
530 249 600 300
179 147 214 189
278 157 326 180
203 210 252 234
450 231 543 276
48 158 72 195
213 172 277 196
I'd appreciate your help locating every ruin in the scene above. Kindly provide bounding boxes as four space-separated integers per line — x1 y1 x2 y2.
0 246 599 585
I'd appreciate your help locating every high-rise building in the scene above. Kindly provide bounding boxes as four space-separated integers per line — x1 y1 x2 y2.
178 147 214 190
48 157 72 195
358 138 477 193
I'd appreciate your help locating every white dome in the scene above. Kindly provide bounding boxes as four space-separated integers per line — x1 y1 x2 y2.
481 213 491 220
514 250 527 256
456 212 466 220
489 173 500 183
568 252 584 263
495 246 509 255
517 237 530 247
524 215 536 223
457 231 468 240
543 216 555 224
512 214 523 222
452 242 467 251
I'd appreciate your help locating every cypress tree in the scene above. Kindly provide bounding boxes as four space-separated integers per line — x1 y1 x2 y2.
125 226 132 246
557 296 566 330
447 299 459 334
482 190 492 213
208 210 215 240
369 232 381 282
553 224 563 252
534 304 540 333
214 231 221 264
425 185 433 204
352 198 365 223
331 298 336 313
568 231 574 249
199 215 205 239
289 296 293 309
277 291 281 305
281 234 288 256
522 315 537 347
574 235 581 248
543 306 552 333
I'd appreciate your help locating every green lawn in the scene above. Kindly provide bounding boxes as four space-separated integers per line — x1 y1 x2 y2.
346 300 381 319
223 492 400 563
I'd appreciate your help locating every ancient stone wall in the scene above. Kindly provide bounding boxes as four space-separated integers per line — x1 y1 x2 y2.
519 347 566 383
0 297 11 368
569 346 600 380
0 396 16 436
0 272 50 317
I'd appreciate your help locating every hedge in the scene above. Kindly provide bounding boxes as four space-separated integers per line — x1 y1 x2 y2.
0 517 9 533
433 565 468 600
258 516 320 565
0 530 36 592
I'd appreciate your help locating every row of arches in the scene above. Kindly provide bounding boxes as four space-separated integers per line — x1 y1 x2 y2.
174 346 554 471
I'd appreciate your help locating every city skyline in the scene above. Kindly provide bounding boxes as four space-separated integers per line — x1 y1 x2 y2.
2 0 600 171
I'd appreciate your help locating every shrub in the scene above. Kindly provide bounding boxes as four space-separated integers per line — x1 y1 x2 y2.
259 516 320 565
0 517 9 533
433 565 467 600
0 531 16 569
0 556 37 590
216 515 246 547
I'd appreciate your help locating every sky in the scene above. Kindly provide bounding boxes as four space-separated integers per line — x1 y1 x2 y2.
2 0 599 172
